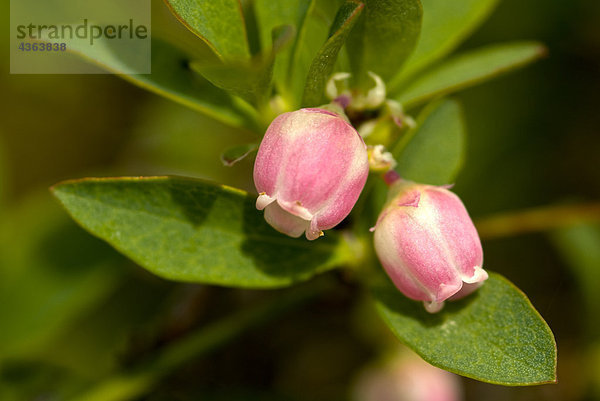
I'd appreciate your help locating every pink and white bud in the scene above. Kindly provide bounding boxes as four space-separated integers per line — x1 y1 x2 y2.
254 108 369 240
373 180 488 313
353 351 463 401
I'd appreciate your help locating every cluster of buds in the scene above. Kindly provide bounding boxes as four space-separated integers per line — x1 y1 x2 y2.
252 81 487 312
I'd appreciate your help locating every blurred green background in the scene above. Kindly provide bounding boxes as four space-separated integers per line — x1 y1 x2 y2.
1 0 599 400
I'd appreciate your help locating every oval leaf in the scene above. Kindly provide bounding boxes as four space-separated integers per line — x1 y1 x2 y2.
396 41 547 108
371 271 557 385
390 0 500 90
347 0 422 82
164 0 250 60
51 177 353 288
393 98 465 185
190 25 295 107
302 0 365 107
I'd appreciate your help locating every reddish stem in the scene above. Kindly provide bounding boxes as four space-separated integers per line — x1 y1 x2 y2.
383 170 401 186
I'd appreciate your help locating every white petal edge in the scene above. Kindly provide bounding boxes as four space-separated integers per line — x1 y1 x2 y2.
305 216 324 241
424 300 445 314
256 193 276 210
263 202 310 238
462 266 489 284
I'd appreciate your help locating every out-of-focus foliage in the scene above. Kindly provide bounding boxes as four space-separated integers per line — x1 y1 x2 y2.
0 194 124 359
0 137 7 208
393 0 500 85
395 41 546 108
551 224 600 330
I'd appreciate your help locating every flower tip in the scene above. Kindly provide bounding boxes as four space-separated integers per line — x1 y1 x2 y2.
397 191 421 208
464 266 488 284
424 300 444 314
256 193 275 210
305 228 324 241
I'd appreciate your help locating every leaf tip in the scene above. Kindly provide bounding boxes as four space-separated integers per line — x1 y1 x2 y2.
49 178 77 198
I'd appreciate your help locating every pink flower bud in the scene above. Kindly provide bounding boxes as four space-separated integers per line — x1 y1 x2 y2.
373 180 488 313
254 108 369 240
354 351 463 401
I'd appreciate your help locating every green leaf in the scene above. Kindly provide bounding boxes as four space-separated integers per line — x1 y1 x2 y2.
372 272 557 385
190 60 272 109
254 0 314 102
393 98 465 185
220 143 258 166
396 41 547 108
191 25 295 108
302 0 364 107
0 194 124 359
347 0 422 83
390 0 500 90
287 0 345 107
65 37 257 130
52 177 354 288
164 0 250 60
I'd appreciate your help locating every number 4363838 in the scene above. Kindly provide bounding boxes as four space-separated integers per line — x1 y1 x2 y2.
18 42 66 51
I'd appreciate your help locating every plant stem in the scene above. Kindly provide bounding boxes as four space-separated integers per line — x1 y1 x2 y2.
70 280 331 401
475 202 600 240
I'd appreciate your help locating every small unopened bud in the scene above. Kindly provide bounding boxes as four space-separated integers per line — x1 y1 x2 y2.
386 100 416 130
352 72 386 110
254 108 369 240
325 71 387 111
354 350 463 401
326 72 352 101
372 180 488 313
368 145 397 172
